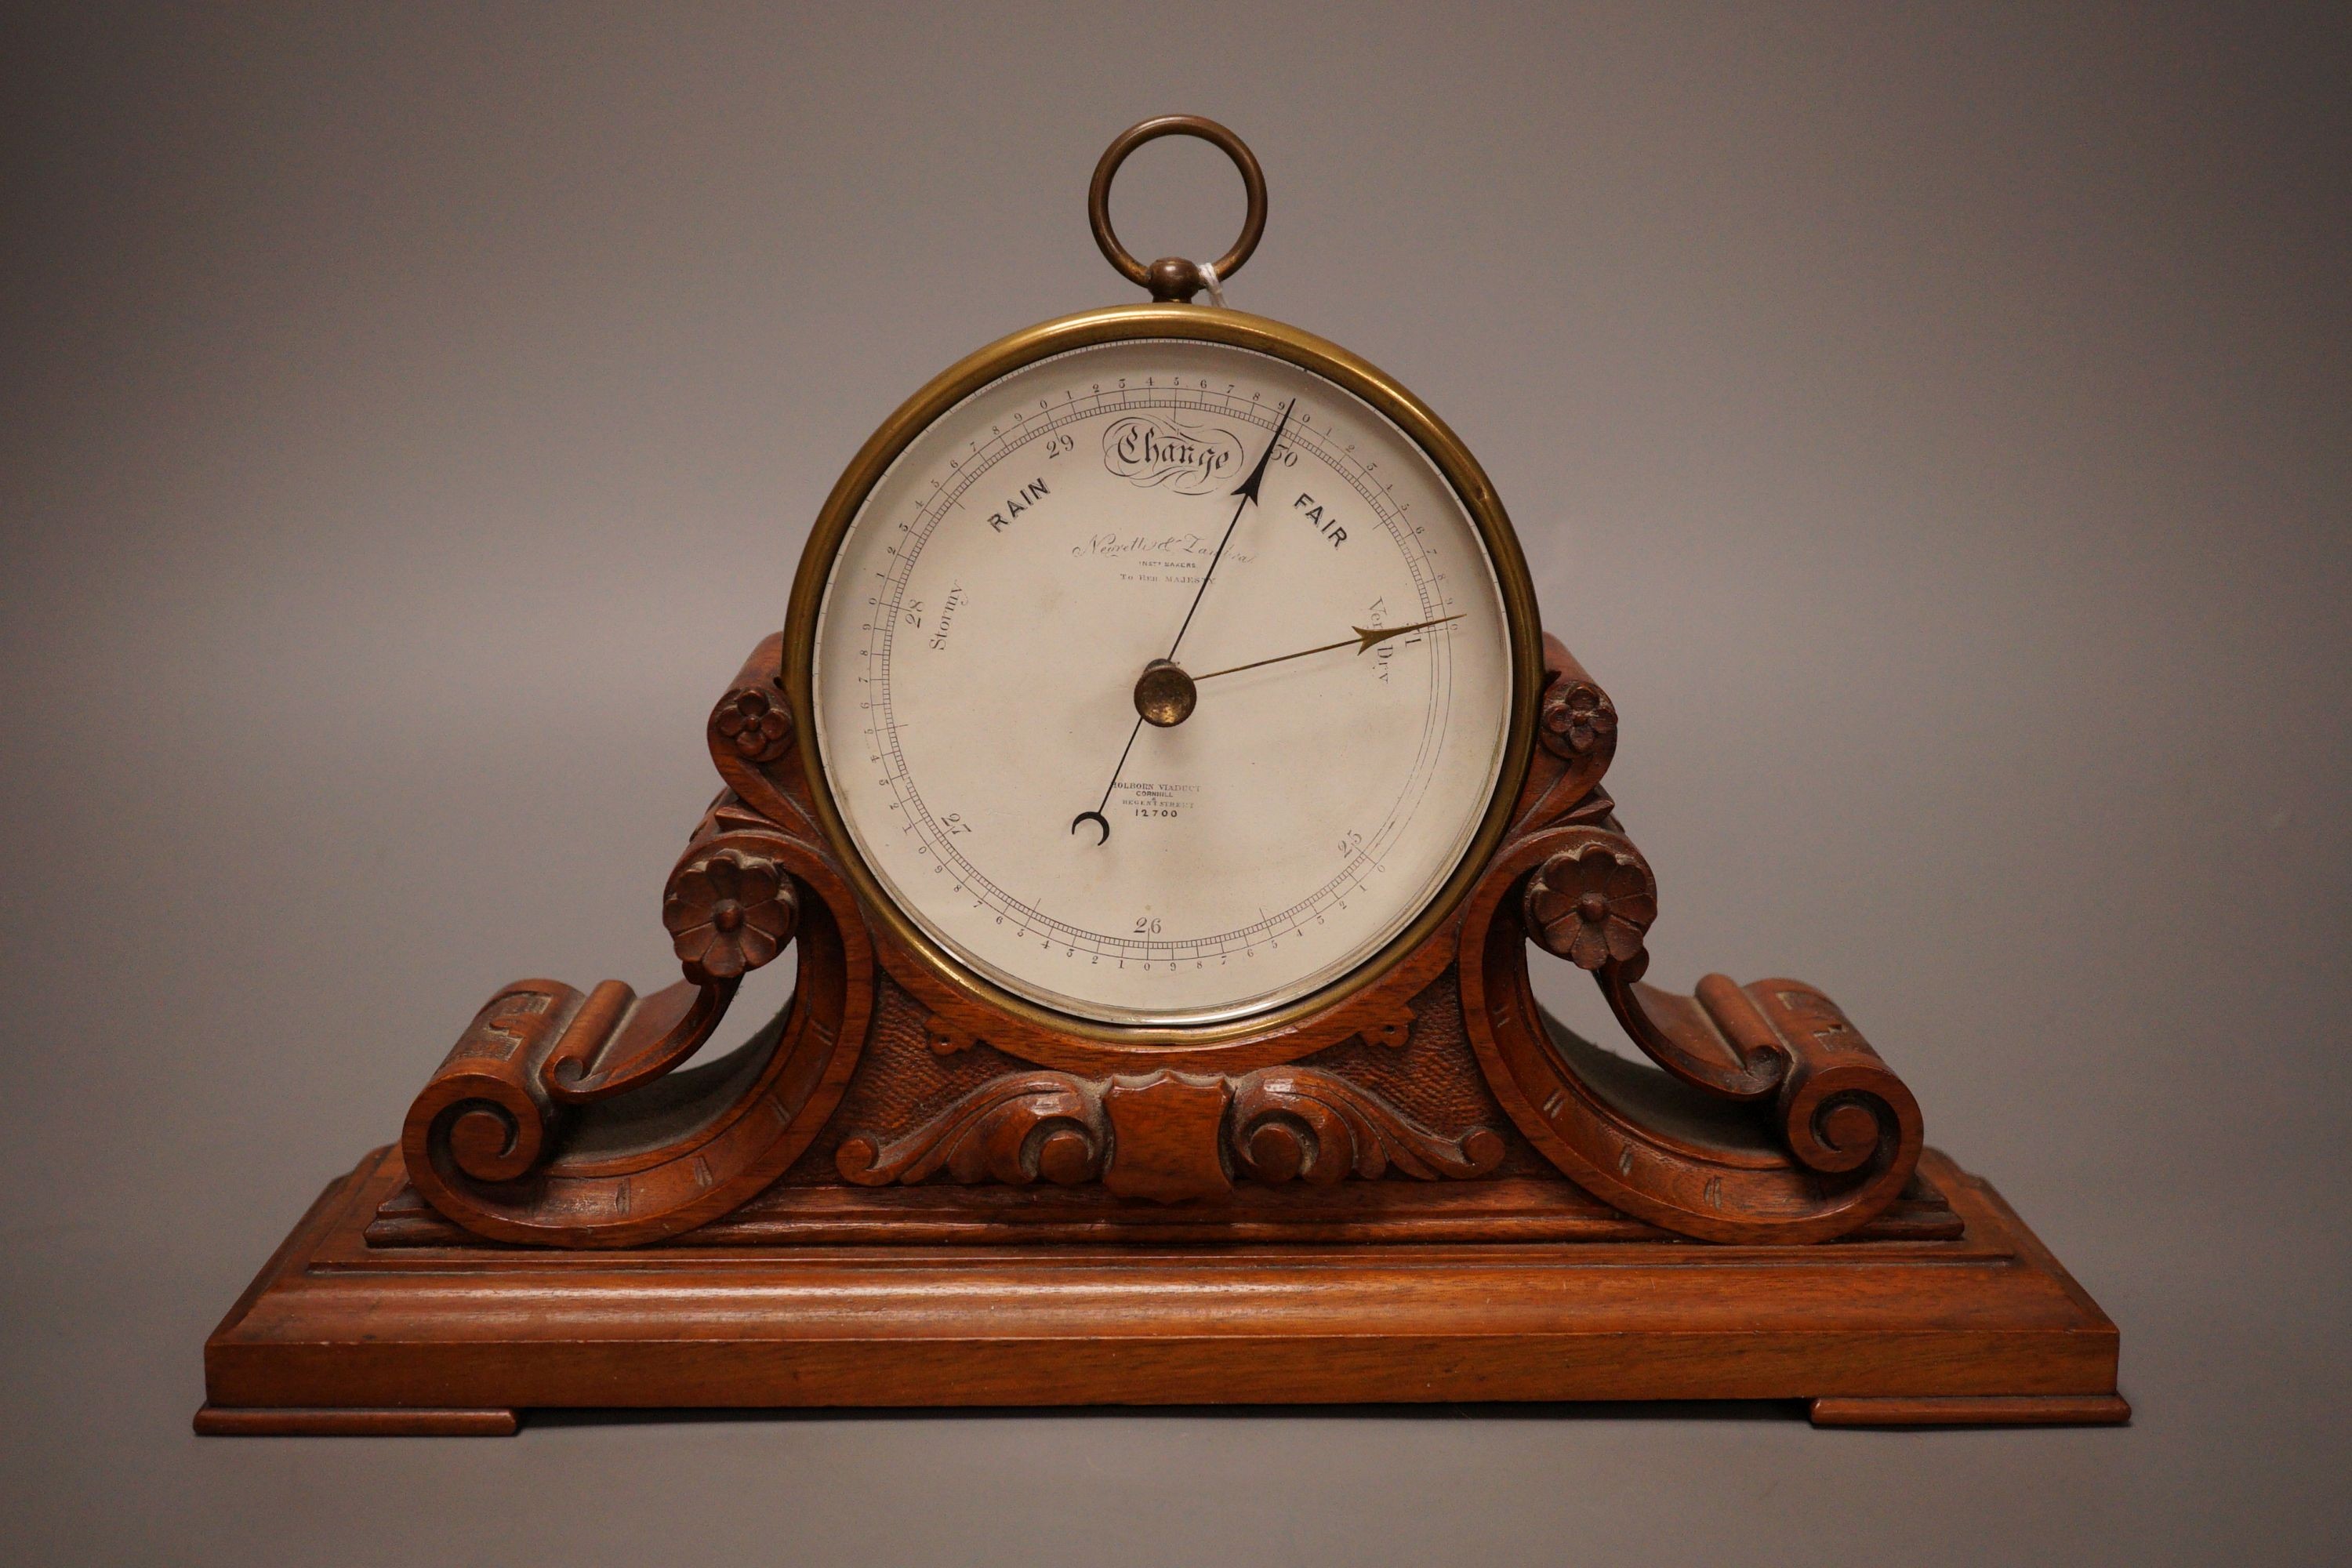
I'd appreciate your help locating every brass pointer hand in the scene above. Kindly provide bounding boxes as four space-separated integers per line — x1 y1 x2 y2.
1124 613 1466 728
1191 613 1465 684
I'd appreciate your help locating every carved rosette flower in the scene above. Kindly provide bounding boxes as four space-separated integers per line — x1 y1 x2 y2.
712 685 793 764
663 848 796 982
1525 840 1656 971
1540 681 1617 760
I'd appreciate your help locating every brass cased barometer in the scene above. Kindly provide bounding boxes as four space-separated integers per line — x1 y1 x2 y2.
789 301 1543 1048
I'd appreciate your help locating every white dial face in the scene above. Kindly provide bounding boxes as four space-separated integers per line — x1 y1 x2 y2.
812 337 1515 1026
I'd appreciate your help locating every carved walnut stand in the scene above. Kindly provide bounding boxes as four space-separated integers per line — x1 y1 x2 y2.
199 633 2125 1434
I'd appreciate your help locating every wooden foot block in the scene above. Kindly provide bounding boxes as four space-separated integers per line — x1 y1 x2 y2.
193 1405 520 1436
1809 1394 2131 1428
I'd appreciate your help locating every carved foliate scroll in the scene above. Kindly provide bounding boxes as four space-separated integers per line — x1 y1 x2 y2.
833 1064 1504 1201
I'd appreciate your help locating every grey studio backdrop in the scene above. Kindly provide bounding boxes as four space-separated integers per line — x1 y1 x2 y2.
3 5 2345 1565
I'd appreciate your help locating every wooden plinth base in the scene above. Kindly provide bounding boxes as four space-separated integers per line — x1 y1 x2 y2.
200 1146 2123 1434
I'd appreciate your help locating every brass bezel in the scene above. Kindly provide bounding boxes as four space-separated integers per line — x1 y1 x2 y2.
783 303 1544 1047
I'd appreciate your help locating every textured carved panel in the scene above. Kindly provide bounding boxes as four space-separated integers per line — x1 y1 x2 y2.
1290 977 1549 1177
782 972 1029 1184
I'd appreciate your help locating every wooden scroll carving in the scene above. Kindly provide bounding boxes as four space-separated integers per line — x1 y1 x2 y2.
399 647 871 1246
1456 636 1926 1243
393 630 1926 1247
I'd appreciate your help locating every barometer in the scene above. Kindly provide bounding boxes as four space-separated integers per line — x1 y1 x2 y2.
806 321 1526 1031
201 118 2124 1434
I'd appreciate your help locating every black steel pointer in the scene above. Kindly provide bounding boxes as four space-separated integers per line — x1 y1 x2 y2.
1163 396 1296 664
1071 397 1298 845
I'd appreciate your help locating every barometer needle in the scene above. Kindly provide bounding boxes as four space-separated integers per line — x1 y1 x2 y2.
1165 397 1296 664
1070 717 1142 844
1191 614 1464 684
1072 398 1298 845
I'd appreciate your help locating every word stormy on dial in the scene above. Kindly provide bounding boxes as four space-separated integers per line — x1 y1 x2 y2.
1101 415 1243 494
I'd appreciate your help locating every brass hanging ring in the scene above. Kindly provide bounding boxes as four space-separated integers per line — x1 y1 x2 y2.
1089 114 1267 302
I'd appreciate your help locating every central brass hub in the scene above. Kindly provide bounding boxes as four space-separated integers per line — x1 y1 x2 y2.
1134 659 1198 727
